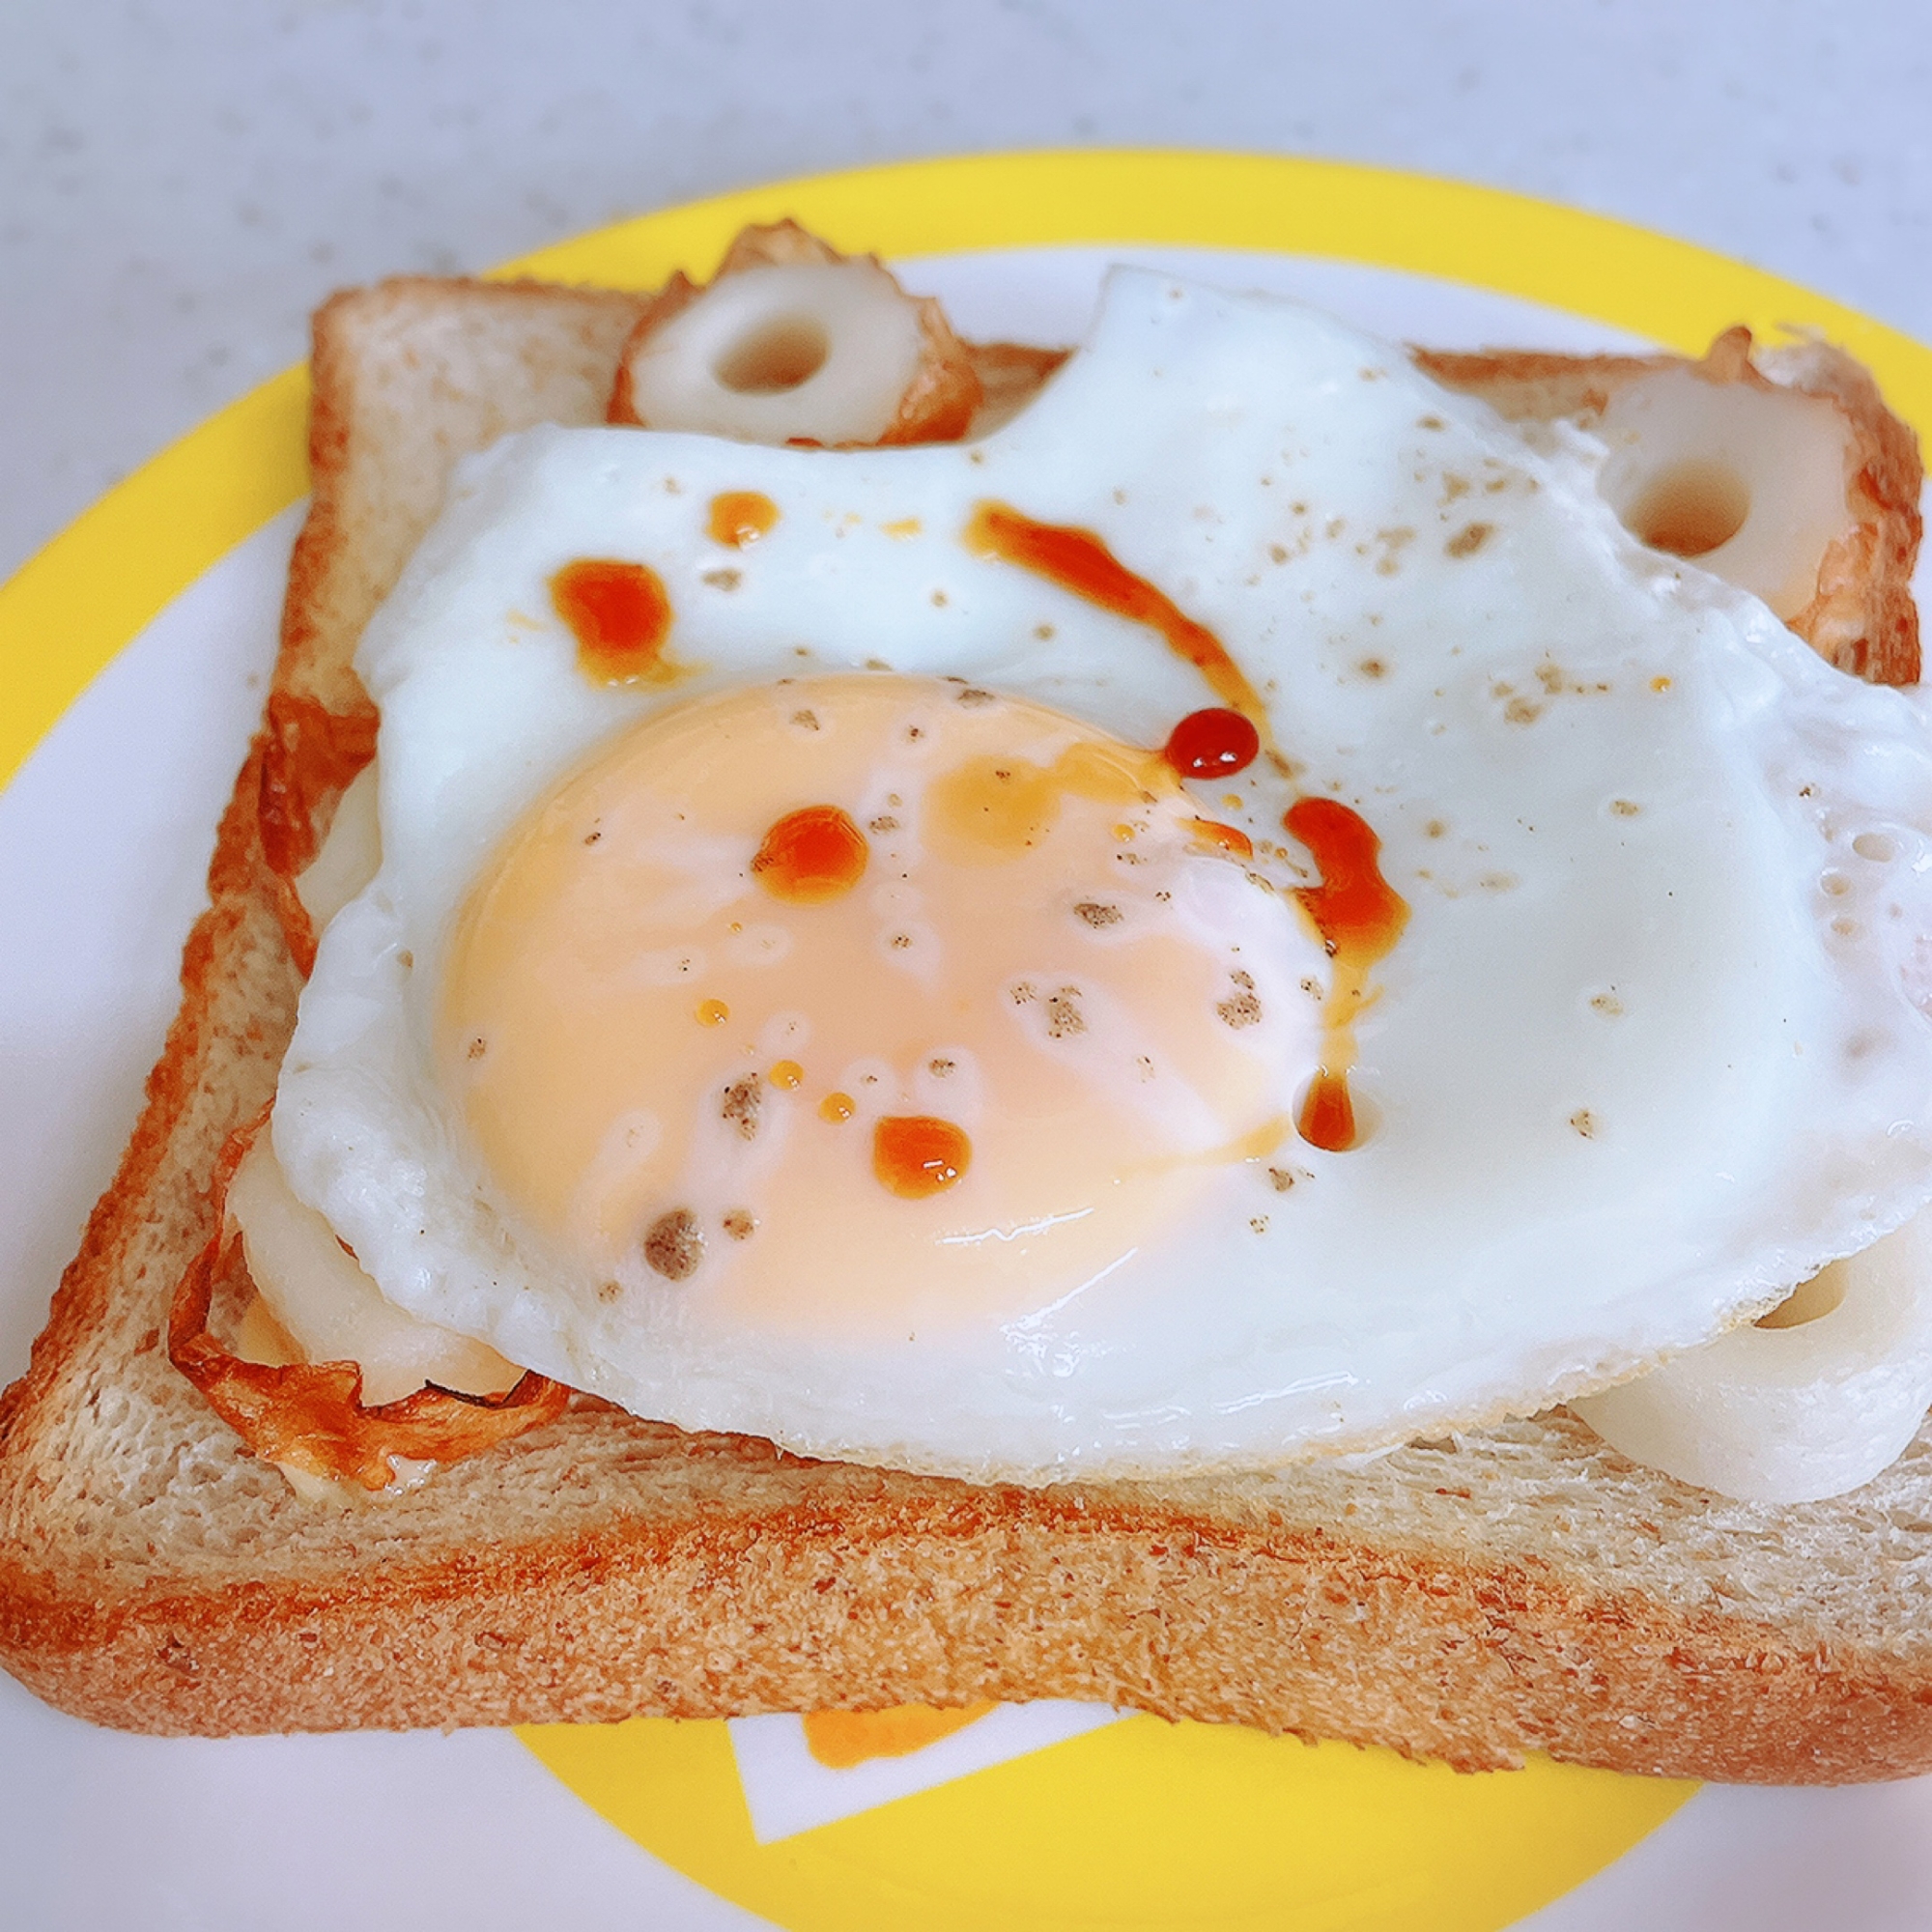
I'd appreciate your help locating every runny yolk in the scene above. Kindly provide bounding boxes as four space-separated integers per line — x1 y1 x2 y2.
925 739 1172 862
1165 706 1261 780
964 501 1270 736
751 804 869 902
551 557 675 685
873 1116 972 1198
708 490 780 548
440 672 1301 1330
1284 796 1409 1153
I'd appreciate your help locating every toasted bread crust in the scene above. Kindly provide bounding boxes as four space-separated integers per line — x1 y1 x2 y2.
5 269 1931 1779
7 1431 1932 1784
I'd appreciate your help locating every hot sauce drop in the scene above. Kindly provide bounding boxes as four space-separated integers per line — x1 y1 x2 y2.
707 490 780 548
873 1116 972 1199
965 502 1269 734
1297 1070 1358 1156
551 558 674 685
1284 796 1409 1153
751 805 869 903
1188 817 1254 861
1165 706 1261 780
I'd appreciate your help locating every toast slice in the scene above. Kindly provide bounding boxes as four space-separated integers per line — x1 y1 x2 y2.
4 270 1931 1784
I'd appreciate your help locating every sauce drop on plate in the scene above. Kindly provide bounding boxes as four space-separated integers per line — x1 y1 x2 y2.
802 1702 998 1769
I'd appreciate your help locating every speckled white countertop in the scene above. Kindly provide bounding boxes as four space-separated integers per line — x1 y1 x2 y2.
3 5 1932 1929
2 0 1929 587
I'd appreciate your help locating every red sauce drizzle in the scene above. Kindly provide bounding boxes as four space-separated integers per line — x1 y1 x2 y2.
873 1116 972 1199
965 502 1268 733
752 805 869 903
708 491 780 548
1284 796 1409 1153
552 558 674 684
1165 706 1260 780
1297 1070 1358 1155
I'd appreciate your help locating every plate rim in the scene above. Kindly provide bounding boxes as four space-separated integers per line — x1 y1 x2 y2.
5 146 1931 801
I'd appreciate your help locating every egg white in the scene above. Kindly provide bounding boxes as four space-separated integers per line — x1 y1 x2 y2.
273 269 1932 1483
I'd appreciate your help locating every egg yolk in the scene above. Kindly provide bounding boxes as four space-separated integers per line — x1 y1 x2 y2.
439 675 1317 1333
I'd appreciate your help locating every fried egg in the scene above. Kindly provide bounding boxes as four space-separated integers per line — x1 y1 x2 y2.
272 269 1932 1484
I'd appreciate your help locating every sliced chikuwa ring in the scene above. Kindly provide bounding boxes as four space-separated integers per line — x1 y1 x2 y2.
1597 361 1860 622
1576 1208 1932 1503
619 260 932 446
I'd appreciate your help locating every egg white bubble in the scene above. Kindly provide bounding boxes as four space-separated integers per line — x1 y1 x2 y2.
274 269 1932 1483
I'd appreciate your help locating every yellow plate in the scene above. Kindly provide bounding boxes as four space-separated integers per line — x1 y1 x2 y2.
13 147 1930 1929
525 1714 1690 1932
6 149 1930 800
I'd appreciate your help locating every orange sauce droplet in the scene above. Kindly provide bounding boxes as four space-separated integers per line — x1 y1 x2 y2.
873 1116 972 1198
1289 798 1408 962
1284 796 1409 1153
768 1059 805 1090
964 502 1269 734
695 998 729 1026
751 805 869 903
1165 706 1262 779
551 558 675 685
1188 817 1254 860
819 1092 856 1123
802 1702 998 1769
1297 1069 1356 1154
707 490 780 548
